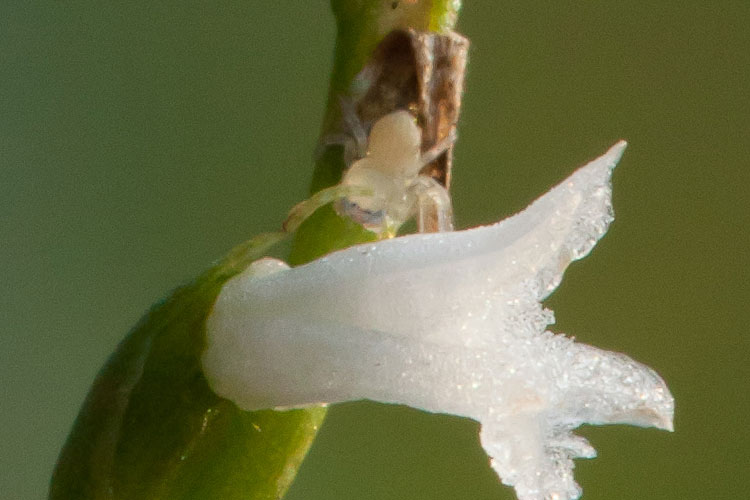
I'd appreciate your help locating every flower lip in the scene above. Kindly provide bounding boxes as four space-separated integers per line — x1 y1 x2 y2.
202 140 673 500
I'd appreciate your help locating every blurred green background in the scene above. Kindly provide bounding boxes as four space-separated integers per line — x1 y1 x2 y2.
2 1 748 499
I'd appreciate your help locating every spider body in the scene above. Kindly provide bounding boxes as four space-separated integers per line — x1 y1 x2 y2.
286 110 454 237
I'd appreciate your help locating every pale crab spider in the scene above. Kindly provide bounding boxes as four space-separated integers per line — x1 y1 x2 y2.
285 110 456 237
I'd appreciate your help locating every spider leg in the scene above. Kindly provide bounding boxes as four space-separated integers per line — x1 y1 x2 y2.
283 184 372 233
315 132 360 167
409 176 454 233
338 96 369 159
420 128 458 166
315 98 370 167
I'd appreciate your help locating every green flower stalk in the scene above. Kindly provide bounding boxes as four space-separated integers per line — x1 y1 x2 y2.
49 1 464 499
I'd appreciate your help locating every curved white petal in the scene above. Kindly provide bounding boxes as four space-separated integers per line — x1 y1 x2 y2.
202 141 673 500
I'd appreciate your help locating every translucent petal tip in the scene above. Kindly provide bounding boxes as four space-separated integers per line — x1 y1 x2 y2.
605 140 628 167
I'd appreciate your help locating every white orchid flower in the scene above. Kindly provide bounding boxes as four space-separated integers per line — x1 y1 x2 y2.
202 141 674 500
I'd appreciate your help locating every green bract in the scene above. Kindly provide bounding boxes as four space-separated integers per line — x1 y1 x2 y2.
50 233 327 500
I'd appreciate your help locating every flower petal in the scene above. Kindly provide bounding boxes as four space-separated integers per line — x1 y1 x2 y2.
202 141 673 500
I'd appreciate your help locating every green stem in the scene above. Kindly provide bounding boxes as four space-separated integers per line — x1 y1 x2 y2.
49 3 463 500
291 0 462 265
315 0 462 192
